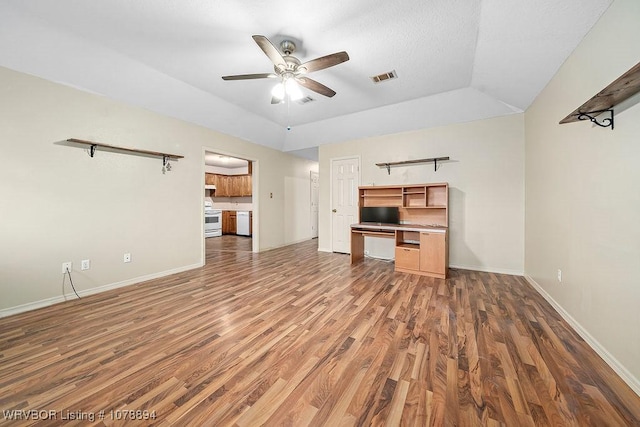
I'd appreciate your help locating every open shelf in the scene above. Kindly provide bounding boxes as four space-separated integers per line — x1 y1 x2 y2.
63 138 183 173
560 61 640 129
359 183 448 226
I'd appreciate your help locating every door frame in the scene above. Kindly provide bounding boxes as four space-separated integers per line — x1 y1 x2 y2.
310 170 319 239
329 155 361 253
202 147 259 265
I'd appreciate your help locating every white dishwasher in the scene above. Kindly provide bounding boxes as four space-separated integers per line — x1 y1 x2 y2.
236 211 250 236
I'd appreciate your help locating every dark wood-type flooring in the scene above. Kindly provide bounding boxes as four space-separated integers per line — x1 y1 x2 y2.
1 240 639 426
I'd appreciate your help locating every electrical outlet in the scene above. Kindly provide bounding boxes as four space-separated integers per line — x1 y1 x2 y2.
124 253 131 263
62 262 72 274
81 259 91 270
557 269 562 283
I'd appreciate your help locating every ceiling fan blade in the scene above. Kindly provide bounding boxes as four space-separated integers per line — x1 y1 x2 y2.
222 73 277 81
298 51 349 74
296 77 336 98
252 35 287 70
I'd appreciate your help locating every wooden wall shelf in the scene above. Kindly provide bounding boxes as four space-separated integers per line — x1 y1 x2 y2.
65 138 183 173
376 157 450 174
560 61 640 129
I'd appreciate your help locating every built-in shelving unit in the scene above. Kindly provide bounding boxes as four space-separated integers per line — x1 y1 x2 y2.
560 61 640 129
64 138 183 173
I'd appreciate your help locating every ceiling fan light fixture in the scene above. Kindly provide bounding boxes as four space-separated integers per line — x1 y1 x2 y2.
285 78 303 101
223 35 349 103
271 82 285 100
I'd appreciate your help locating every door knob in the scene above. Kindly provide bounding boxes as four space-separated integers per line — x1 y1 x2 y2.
332 209 337 213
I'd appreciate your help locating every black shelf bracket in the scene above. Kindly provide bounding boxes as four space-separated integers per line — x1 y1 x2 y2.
89 144 97 157
577 109 614 130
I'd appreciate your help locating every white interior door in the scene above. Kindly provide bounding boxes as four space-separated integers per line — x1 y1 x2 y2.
331 157 359 253
310 171 319 238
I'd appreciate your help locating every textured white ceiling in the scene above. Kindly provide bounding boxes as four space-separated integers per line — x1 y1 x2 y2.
0 0 612 157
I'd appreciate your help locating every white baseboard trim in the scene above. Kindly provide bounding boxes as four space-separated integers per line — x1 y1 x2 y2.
0 262 203 318
259 237 315 252
450 264 524 276
525 275 640 397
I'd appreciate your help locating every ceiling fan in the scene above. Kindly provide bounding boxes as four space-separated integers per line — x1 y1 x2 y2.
222 35 349 104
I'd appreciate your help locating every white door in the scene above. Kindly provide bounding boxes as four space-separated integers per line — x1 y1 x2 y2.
310 171 319 238
331 157 359 253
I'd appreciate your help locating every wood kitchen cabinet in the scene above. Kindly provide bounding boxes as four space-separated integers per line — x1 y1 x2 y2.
204 173 252 197
205 173 216 186
241 175 252 196
222 211 237 235
228 211 237 234
218 175 230 197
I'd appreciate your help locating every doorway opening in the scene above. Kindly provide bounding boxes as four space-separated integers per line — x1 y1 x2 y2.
204 151 254 256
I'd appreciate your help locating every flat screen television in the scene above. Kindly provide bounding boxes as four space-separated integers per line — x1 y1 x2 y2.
360 206 399 224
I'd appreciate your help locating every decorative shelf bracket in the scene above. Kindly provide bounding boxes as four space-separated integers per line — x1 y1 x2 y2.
577 109 614 129
376 157 450 175
560 61 640 129
63 138 183 173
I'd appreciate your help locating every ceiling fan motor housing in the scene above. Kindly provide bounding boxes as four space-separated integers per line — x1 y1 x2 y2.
280 40 297 55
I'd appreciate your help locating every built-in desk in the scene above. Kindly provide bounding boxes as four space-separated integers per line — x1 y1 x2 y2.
350 223 448 279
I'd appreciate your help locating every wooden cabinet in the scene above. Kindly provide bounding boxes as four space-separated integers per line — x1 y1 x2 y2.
419 231 448 278
222 211 237 235
222 211 229 234
240 175 252 196
395 244 420 271
204 173 252 197
229 212 237 234
217 175 229 197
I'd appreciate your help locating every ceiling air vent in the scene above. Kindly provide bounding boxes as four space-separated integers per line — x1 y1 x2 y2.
296 96 315 105
371 70 398 83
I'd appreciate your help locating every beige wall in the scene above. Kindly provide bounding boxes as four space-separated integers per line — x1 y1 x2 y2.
319 114 525 274
525 0 640 390
0 66 317 314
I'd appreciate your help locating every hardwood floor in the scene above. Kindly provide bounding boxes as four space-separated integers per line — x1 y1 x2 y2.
206 235 252 253
1 239 638 426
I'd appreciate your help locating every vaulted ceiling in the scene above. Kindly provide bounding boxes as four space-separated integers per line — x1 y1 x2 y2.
0 0 612 159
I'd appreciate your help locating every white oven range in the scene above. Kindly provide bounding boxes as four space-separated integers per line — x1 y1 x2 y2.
204 201 222 238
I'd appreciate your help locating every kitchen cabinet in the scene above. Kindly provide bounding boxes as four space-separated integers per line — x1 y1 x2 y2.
229 176 241 197
222 211 237 235
204 173 252 197
240 175 252 196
